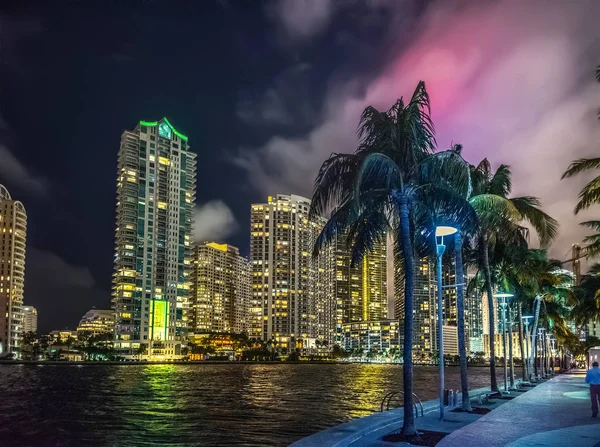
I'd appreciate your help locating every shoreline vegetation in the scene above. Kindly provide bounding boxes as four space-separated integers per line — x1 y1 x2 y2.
0 359 520 367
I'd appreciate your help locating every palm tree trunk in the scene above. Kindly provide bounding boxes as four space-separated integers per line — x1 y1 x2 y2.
482 235 499 393
455 232 471 411
531 296 541 379
508 305 515 388
517 303 526 381
398 195 417 436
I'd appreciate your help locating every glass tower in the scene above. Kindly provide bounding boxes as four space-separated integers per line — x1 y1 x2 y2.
112 118 196 360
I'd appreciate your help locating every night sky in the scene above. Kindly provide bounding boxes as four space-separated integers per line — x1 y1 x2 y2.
1 0 599 332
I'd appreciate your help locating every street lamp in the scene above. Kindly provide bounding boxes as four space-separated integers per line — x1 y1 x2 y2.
495 292 514 393
522 315 533 382
550 338 556 374
435 225 457 420
538 328 546 378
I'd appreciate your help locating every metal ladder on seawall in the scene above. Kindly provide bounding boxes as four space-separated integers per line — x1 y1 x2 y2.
380 391 424 417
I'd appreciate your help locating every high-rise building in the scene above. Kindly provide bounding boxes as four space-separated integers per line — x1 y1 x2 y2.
0 184 27 356
22 305 37 334
395 256 465 359
112 118 196 360
334 236 387 344
249 194 334 350
466 272 485 354
190 242 250 335
77 309 115 336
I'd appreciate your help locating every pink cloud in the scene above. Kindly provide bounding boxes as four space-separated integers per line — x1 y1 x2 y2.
237 0 600 264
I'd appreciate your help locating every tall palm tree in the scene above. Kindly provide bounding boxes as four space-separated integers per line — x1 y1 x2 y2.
310 82 473 436
468 160 558 392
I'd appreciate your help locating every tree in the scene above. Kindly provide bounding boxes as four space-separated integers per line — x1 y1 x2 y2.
136 343 148 360
311 82 474 436
467 159 558 392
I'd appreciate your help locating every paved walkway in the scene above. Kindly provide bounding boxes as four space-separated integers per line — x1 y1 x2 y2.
438 371 600 447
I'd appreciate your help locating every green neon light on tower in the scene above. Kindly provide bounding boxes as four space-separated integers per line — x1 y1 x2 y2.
139 118 189 141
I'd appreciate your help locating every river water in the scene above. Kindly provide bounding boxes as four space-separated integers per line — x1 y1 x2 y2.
0 364 494 446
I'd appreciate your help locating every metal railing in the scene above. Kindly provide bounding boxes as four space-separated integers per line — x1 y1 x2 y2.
380 391 424 417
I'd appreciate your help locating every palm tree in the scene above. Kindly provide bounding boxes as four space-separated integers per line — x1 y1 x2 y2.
467 159 558 392
311 82 474 436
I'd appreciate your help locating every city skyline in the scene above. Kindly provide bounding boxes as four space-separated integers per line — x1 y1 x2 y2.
2 1 600 333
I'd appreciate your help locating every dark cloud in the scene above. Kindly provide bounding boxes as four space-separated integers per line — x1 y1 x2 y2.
24 249 108 333
0 145 48 197
237 0 600 264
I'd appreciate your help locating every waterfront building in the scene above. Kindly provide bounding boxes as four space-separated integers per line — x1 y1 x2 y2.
483 332 523 359
481 291 498 336
22 305 37 334
49 330 78 343
341 320 399 352
77 309 115 336
190 242 250 335
334 235 387 344
112 118 196 360
395 256 465 359
466 273 485 354
0 184 27 356
249 194 334 350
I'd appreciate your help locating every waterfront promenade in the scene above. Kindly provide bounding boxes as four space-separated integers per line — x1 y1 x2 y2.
439 370 600 446
293 370 600 446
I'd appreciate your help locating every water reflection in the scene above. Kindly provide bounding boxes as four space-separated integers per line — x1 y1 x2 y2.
0 364 493 446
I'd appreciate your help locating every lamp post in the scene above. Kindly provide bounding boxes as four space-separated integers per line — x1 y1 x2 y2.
508 306 515 389
435 225 457 420
522 315 533 382
495 293 513 393
550 338 556 375
538 328 546 378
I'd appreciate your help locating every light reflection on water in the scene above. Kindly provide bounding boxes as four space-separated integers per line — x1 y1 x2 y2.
0 364 493 446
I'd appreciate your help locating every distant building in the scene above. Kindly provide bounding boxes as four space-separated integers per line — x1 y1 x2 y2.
249 194 334 350
483 332 523 359
334 235 387 345
395 256 465 359
0 185 27 356
22 305 38 334
466 273 485 354
442 325 459 356
112 118 196 360
77 309 115 336
342 320 399 352
190 242 250 335
49 330 78 343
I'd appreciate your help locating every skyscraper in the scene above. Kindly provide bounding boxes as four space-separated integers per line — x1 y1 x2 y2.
22 305 37 334
395 256 465 359
112 118 196 360
190 242 250 335
0 184 27 356
334 236 387 343
249 194 334 350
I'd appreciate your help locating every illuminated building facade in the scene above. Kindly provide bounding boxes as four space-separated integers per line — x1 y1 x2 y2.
334 236 387 343
112 118 196 360
466 272 485 353
249 194 334 350
341 320 399 352
190 242 250 334
22 305 38 334
0 184 27 356
77 309 115 336
395 256 465 359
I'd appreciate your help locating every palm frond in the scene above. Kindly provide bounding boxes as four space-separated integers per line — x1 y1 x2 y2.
574 175 600 213
488 164 512 197
561 157 600 179
511 196 559 246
